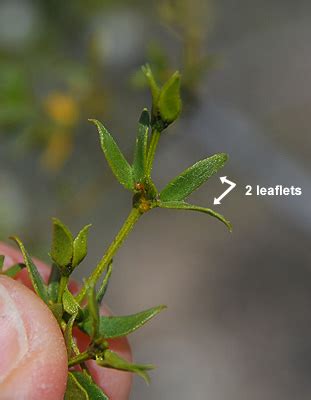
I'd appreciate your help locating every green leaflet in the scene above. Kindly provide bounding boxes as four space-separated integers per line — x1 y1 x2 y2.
158 201 232 231
97 350 154 384
63 286 82 316
49 303 63 324
160 153 228 202
47 281 59 303
72 224 92 267
141 64 160 104
51 218 73 272
96 261 113 304
11 237 49 304
0 255 4 271
65 371 109 400
158 71 181 125
64 312 78 357
48 263 61 285
4 263 25 278
132 109 149 182
89 119 134 191
86 284 100 339
80 305 166 339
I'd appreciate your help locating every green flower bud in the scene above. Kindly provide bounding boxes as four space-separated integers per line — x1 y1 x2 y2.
142 64 182 132
158 71 182 127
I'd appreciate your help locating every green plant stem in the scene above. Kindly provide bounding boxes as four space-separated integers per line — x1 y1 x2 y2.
76 207 142 303
68 351 90 367
57 275 69 303
146 129 160 177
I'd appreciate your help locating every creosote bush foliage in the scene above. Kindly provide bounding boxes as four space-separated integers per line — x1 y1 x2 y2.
0 65 231 399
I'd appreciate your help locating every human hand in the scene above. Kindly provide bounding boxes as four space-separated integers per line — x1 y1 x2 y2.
0 242 132 400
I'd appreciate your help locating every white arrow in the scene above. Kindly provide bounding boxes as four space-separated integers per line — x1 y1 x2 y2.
213 176 236 205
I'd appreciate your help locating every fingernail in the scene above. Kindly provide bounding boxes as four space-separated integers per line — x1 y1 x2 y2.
0 278 28 383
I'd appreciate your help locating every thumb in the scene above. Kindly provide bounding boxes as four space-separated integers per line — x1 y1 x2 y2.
0 275 67 400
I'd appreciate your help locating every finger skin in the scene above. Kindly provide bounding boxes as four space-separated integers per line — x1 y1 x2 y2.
0 242 133 400
0 275 68 400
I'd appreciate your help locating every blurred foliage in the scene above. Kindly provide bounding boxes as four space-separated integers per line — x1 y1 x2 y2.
0 0 216 173
132 0 218 104
0 0 130 172
0 0 217 240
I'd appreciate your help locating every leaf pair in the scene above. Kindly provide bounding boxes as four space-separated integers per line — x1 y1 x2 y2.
157 153 232 230
89 109 150 192
51 219 91 276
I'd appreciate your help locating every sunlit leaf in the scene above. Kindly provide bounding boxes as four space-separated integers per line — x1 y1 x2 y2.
72 224 92 268
11 237 49 304
89 119 134 190
80 305 166 339
158 201 232 231
160 153 228 202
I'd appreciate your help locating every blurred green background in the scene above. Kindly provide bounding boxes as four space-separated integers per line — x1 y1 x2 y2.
1 0 311 399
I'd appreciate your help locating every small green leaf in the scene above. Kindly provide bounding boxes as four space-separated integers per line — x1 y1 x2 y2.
142 64 160 105
158 201 232 231
96 261 113 305
11 237 49 304
132 109 149 182
72 224 92 268
65 371 109 400
160 153 228 202
158 71 181 125
0 255 4 272
48 281 59 303
4 263 25 278
97 350 154 384
51 218 73 273
89 119 134 190
49 303 63 324
64 312 78 357
65 373 88 400
80 305 166 339
47 265 61 302
48 263 61 284
86 283 100 339
63 286 82 317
